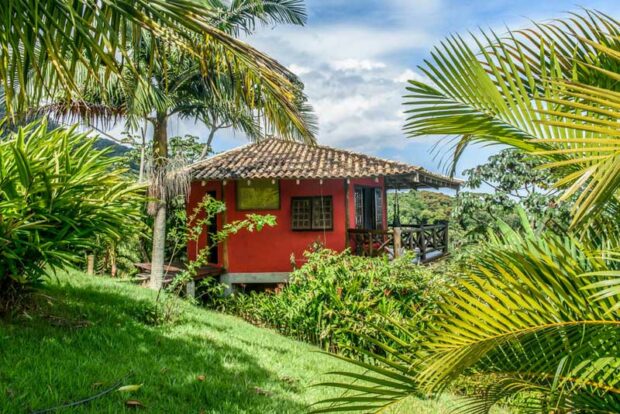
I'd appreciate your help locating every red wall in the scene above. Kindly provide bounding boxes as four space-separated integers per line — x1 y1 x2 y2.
187 177 386 273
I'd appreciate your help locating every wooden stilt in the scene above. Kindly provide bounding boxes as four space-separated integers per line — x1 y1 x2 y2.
87 255 95 275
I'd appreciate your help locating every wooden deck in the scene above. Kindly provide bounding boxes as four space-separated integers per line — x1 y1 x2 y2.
347 222 449 263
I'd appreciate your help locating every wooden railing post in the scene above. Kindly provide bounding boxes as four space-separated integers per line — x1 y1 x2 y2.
348 225 453 261
419 224 427 262
393 227 402 258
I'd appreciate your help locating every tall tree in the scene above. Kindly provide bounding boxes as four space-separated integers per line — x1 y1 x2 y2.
37 1 317 289
454 149 572 238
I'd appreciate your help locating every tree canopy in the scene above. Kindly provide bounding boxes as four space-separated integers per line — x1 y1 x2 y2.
454 149 572 238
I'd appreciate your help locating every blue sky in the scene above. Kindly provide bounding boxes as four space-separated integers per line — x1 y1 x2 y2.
172 1 619 179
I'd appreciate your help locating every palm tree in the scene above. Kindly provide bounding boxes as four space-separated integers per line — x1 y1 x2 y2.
314 10 620 413
35 0 317 289
0 0 310 122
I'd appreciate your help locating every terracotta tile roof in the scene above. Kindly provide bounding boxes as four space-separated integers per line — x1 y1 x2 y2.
189 138 461 189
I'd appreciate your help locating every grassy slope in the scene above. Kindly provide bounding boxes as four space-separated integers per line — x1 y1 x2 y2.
0 271 497 413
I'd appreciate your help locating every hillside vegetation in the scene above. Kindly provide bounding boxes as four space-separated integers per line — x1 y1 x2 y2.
0 271 473 413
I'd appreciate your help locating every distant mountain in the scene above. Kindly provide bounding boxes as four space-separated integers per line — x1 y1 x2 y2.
93 137 132 157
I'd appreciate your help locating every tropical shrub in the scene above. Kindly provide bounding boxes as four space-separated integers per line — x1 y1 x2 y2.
92 233 145 277
218 249 447 358
0 121 143 309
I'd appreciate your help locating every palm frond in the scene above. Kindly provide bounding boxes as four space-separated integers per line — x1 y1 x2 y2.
35 31 317 143
533 80 620 228
311 323 423 413
210 0 307 36
403 9 620 229
0 0 314 143
416 211 620 411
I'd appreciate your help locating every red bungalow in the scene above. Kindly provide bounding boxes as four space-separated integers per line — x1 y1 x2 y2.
187 138 460 290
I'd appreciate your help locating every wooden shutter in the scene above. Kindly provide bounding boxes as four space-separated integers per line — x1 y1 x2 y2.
354 188 364 229
374 188 384 229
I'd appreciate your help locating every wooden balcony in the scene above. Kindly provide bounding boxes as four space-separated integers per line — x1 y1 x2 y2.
347 222 449 263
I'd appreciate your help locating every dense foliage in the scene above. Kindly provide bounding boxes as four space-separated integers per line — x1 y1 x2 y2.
0 121 143 309
92 234 145 278
217 249 447 359
317 9 620 414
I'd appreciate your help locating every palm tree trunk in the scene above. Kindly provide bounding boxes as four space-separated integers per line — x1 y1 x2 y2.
110 246 118 278
138 118 147 182
149 113 169 290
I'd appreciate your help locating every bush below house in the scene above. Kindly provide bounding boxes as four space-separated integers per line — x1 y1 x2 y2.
212 249 448 358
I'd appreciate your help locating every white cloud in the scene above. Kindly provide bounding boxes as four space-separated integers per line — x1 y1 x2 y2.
288 63 311 75
331 59 386 71
247 24 434 62
243 23 436 155
394 69 428 84
298 64 413 153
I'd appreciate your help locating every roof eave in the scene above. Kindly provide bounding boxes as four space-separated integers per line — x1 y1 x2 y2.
384 172 461 190
193 171 461 190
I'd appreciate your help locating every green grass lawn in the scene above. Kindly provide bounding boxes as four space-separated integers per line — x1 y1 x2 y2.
0 271 505 413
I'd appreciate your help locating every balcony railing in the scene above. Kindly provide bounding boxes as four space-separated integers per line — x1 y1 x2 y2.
347 222 449 263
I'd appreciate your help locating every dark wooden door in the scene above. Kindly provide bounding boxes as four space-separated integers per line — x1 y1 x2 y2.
355 187 382 230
